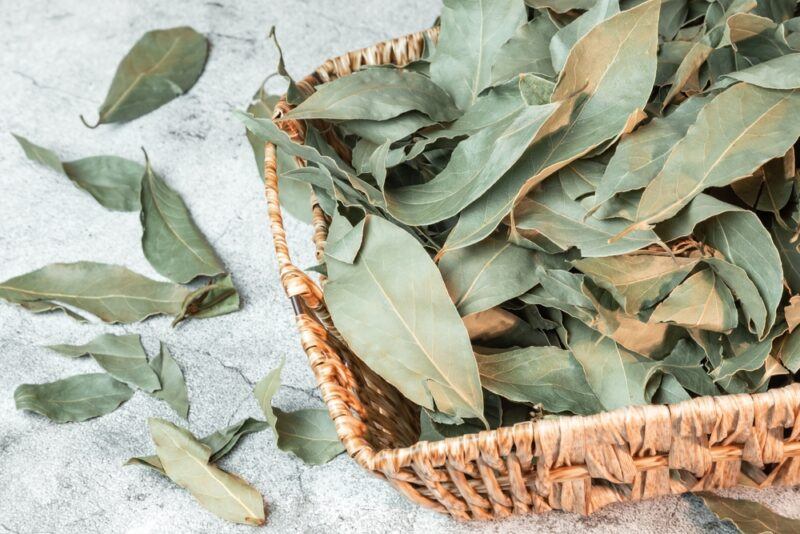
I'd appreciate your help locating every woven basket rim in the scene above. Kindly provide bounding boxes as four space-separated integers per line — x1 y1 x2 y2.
262 26 800 518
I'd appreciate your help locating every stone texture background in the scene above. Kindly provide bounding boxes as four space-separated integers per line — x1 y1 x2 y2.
0 1 797 532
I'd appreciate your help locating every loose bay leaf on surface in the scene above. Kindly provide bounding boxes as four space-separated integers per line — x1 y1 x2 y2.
476 347 602 415
254 357 284 428
273 408 344 466
173 274 240 326
564 317 658 411
430 0 527 110
438 236 541 316
150 343 189 419
698 492 800 533
148 418 266 526
128 418 270 473
491 17 558 84
442 0 660 252
573 254 696 313
0 262 190 323
630 84 800 229
15 373 133 423
140 156 225 284
514 179 660 257
549 0 620 74
384 100 560 225
13 134 143 211
324 216 485 421
650 269 738 332
48 333 160 392
285 68 459 122
82 27 208 127
696 211 783 336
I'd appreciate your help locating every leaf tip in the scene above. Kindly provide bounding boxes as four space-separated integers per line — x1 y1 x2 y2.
79 114 100 129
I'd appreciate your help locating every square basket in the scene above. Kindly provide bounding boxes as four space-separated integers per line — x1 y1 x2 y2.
262 27 800 520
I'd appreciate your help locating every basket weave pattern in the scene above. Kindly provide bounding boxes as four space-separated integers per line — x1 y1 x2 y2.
263 28 800 520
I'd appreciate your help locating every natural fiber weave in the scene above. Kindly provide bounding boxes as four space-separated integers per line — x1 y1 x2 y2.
263 27 800 520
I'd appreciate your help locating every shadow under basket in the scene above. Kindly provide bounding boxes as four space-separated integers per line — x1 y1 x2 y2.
263 27 800 520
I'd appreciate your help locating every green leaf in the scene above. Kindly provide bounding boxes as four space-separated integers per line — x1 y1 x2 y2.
491 17 558 84
525 0 596 13
285 68 459 122
442 0 660 252
0 261 190 323
771 217 800 293
659 339 719 396
148 418 266 526
722 53 800 88
654 193 743 242
254 357 284 428
384 100 560 225
438 236 541 316
149 343 189 419
564 317 659 411
245 83 313 223
140 155 225 284
273 408 345 466
712 324 787 383
653 373 691 404
696 211 783 336
268 26 304 106
590 95 708 211
82 27 208 127
514 179 660 257
558 160 605 200
48 333 160 393
573 254 696 314
476 347 602 415
13 134 143 211
339 112 435 144
704 257 768 337
15 373 133 423
698 492 800 534
325 216 485 421
549 0 620 74
630 84 800 229
430 0 527 110
650 269 739 332
128 418 269 473
173 274 240 326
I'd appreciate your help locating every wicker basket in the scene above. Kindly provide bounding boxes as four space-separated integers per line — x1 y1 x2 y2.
263 27 800 520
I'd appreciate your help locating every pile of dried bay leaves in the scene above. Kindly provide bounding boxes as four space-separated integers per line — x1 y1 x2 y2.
242 0 800 509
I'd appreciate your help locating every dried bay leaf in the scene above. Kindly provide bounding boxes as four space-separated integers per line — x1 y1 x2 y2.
564 317 659 411
491 16 558 84
430 0 527 110
325 216 485 421
15 373 133 423
699 492 800 533
590 95 708 211
148 418 266 526
629 84 800 230
0 261 190 323
254 357 283 428
285 68 459 122
48 333 160 393
140 155 225 284
549 0 620 74
654 194 744 242
514 179 660 257
573 254 696 314
659 339 720 396
273 409 344 466
696 211 783 336
82 27 208 127
13 134 143 211
245 83 313 223
704 257 768 337
786 295 800 332
722 52 800 88
650 269 739 332
384 100 560 225
173 274 241 326
438 236 541 316
476 347 602 415
150 343 189 419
